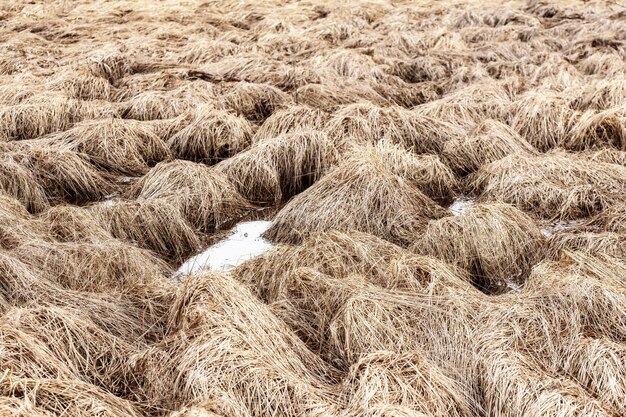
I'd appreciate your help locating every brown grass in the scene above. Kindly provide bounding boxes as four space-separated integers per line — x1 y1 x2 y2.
414 203 546 292
470 151 626 219
443 119 538 175
167 105 254 164
215 129 340 203
130 160 252 231
51 118 171 175
264 144 448 246
1 0 625 415
88 198 200 262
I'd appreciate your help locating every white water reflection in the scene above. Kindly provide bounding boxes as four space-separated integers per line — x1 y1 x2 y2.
176 221 272 277
449 197 475 215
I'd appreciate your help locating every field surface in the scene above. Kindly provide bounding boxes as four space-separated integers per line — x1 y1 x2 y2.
0 0 625 416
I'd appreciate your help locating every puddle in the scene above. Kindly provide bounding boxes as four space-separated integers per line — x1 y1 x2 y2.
175 221 272 277
540 219 583 238
449 197 475 215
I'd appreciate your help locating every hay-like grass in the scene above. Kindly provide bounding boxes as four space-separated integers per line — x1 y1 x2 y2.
120 83 215 121
0 250 171 343
573 78 626 110
14 149 115 204
51 118 171 175
360 141 459 203
88 198 200 261
579 148 626 166
509 91 578 151
342 351 474 417
0 305 145 397
0 193 47 250
49 68 112 101
561 336 626 415
156 272 341 416
591 203 626 234
477 350 612 417
442 119 538 175
87 47 133 83
566 107 626 151
0 373 141 417
252 105 329 141
264 145 448 246
0 99 75 141
546 231 626 260
526 252 626 342
414 203 546 291
219 81 292 122
14 239 171 292
325 103 462 154
167 106 254 164
470 151 626 219
0 155 48 213
38 204 112 243
215 129 340 203
295 82 388 111
130 160 252 231
415 81 512 128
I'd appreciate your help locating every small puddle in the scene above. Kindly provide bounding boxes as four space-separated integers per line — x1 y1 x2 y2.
449 197 475 215
175 220 272 278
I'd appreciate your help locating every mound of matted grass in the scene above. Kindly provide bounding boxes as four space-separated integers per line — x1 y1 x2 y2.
167 105 254 164
130 160 252 231
341 351 474 417
51 118 171 175
252 105 329 141
325 103 462 153
442 119 537 175
263 144 448 246
150 272 341 417
236 229 472 301
218 81 292 122
509 91 578 151
38 204 112 242
0 373 141 417
215 129 340 203
566 106 626 151
414 203 546 291
14 239 171 292
470 151 626 219
88 198 200 261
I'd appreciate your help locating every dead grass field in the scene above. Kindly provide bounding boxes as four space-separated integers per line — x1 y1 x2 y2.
0 0 625 416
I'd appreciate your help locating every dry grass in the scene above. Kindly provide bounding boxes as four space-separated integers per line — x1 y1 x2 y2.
1 0 625 415
415 203 546 292
509 91 578 151
218 82 292 122
51 118 171 175
14 239 171 292
215 129 340 203
88 198 200 262
443 119 538 175
470 151 626 219
167 105 254 164
264 144 448 246
129 160 252 231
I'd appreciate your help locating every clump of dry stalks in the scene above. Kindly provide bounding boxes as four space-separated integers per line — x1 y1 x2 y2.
264 144 448 246
50 118 171 175
1 0 625 415
88 198 200 261
414 203 546 291
167 105 254 164
129 160 252 231
215 129 340 203
470 151 626 219
443 119 538 175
